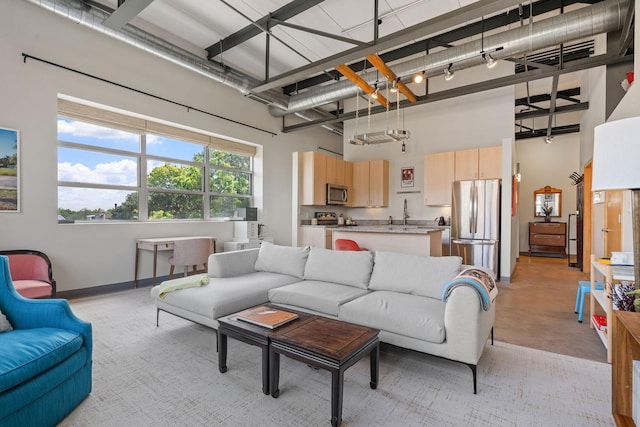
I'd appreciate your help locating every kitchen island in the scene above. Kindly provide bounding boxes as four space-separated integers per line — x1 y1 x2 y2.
332 226 443 256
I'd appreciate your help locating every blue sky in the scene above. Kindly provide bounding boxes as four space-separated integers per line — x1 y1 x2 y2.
57 118 206 210
0 128 18 158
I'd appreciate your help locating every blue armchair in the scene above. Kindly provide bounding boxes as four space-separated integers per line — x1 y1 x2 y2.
0 255 92 426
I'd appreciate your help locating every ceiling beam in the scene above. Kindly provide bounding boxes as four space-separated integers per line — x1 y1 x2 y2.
282 52 631 133
278 0 602 95
515 102 589 120
516 124 580 140
365 54 417 102
206 0 325 59
334 64 390 108
515 88 580 106
272 19 368 47
251 0 537 93
102 0 154 30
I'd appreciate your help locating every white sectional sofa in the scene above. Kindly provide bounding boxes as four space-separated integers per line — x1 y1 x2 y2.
150 242 496 393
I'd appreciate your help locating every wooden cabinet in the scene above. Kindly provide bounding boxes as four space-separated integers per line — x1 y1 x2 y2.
344 161 353 207
424 152 454 205
528 222 566 257
326 156 346 186
352 160 389 207
298 226 332 249
612 310 640 425
299 151 327 206
454 146 502 181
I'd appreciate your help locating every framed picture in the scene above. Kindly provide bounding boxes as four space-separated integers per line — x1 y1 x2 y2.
0 127 19 212
401 166 414 188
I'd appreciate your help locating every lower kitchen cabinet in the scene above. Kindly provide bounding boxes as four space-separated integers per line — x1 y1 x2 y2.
298 226 333 249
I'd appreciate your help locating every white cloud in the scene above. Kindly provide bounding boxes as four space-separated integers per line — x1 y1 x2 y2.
58 159 137 186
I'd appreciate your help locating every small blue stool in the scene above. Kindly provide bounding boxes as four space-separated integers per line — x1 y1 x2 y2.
575 280 605 322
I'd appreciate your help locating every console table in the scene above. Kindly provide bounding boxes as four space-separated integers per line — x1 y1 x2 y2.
528 222 566 257
134 236 216 286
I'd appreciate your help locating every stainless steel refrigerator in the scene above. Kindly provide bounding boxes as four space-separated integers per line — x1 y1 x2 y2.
451 179 501 278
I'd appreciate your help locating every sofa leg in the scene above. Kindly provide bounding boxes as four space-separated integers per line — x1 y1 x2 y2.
491 327 494 345
156 309 160 327
465 363 477 394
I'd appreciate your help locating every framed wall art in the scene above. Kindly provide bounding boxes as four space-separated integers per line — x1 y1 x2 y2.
0 127 19 212
401 166 414 188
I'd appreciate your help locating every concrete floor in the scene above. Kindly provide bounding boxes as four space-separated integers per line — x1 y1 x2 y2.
494 255 608 363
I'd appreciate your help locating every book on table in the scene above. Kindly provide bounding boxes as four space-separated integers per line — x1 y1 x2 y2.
236 306 299 329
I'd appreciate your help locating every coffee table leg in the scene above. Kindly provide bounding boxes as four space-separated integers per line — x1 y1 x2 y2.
330 369 344 427
370 343 379 389
218 330 228 373
261 345 269 395
269 347 280 398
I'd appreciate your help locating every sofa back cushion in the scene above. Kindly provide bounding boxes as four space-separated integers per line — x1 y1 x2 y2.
368 251 462 299
303 247 373 289
254 242 309 279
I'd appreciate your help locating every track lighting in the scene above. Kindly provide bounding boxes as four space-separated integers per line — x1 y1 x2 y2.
371 84 379 99
413 71 424 84
483 53 497 69
390 78 399 93
544 136 554 144
443 64 454 81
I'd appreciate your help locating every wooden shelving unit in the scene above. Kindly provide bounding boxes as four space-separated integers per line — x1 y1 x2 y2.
590 254 615 363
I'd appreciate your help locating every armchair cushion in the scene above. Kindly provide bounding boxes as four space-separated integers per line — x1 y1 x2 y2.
0 328 83 392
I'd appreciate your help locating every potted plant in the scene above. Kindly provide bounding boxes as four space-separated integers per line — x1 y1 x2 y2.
542 202 553 222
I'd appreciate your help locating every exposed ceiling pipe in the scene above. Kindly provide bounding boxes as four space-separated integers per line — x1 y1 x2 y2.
270 0 628 117
23 0 344 134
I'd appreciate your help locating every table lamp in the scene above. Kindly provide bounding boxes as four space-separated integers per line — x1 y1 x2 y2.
592 116 640 289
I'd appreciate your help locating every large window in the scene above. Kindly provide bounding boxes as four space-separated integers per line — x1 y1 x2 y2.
57 100 255 222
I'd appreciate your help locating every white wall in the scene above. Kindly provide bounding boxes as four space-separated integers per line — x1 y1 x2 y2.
0 1 341 292
515 134 581 253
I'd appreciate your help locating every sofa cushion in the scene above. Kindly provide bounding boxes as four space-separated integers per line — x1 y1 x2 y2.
151 271 299 322
303 247 373 289
368 251 462 299
339 291 446 344
0 328 83 392
254 242 309 279
269 281 370 317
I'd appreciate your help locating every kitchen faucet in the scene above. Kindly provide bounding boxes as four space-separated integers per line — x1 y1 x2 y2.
403 199 409 225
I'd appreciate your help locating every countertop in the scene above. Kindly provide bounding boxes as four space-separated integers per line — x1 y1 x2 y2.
328 225 444 235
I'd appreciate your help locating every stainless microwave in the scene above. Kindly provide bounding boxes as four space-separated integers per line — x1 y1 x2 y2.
326 184 348 205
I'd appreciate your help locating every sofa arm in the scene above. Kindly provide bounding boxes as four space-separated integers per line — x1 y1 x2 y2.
443 286 495 365
207 248 260 278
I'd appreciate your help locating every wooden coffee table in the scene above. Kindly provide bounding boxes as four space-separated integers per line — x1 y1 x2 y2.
268 316 380 427
217 305 313 395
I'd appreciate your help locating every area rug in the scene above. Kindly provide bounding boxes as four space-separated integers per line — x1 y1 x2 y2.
60 288 614 426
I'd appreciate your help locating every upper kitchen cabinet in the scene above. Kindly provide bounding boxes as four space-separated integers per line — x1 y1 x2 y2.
352 160 389 207
299 151 327 206
424 151 454 206
326 155 345 186
454 146 502 181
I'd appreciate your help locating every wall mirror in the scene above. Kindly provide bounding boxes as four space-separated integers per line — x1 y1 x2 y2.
534 186 562 217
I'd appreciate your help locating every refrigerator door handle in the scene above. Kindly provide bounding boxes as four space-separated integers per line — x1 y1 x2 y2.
452 239 497 245
473 184 479 234
468 184 474 232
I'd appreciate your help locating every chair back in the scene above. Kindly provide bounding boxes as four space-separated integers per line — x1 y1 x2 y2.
334 239 363 251
0 250 55 298
170 238 212 266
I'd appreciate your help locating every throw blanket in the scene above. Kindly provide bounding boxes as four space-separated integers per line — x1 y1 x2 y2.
158 273 209 299
440 268 498 311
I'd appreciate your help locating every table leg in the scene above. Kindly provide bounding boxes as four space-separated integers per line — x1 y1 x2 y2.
269 348 280 398
261 344 270 395
218 330 228 373
369 343 379 389
134 242 140 288
152 244 158 284
331 369 344 427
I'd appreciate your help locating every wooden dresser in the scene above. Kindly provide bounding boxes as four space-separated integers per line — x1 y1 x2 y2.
528 222 566 257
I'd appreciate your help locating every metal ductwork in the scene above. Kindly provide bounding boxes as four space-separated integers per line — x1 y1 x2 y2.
270 0 628 117
24 0 344 134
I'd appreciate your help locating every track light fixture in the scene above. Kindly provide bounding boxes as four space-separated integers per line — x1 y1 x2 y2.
371 84 379 99
443 64 454 81
483 53 497 69
413 71 425 84
544 136 554 144
390 78 399 93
